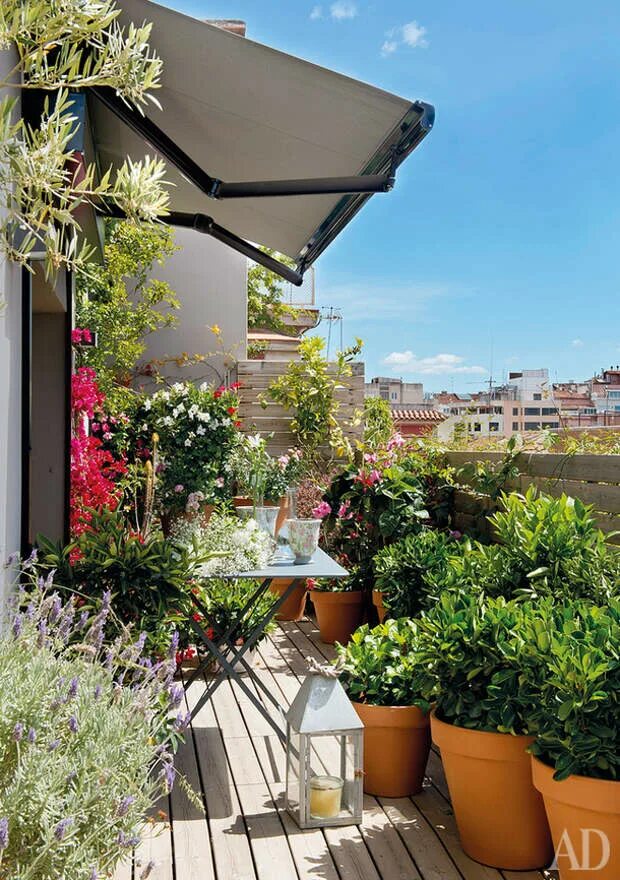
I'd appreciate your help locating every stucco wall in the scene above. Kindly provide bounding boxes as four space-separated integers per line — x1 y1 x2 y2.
138 228 247 388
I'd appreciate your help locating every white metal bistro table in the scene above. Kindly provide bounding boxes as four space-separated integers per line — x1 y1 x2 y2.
185 548 348 739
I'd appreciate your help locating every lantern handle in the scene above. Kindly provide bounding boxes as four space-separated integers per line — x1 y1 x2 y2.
307 656 342 678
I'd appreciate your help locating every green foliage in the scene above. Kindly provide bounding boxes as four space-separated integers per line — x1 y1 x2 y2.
36 508 207 654
265 336 363 459
456 435 521 499
0 1 167 275
413 591 539 734
336 619 430 709
76 220 180 411
194 579 277 646
359 397 394 448
488 488 620 601
373 530 457 618
523 599 620 780
247 249 301 332
1 582 177 879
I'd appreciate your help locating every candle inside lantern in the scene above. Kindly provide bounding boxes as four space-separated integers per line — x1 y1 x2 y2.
309 775 344 819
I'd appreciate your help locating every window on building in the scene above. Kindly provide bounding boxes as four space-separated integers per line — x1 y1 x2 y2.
512 407 519 416
533 393 542 401
525 422 541 431
542 421 560 429
512 422 519 432
493 407 503 414
489 422 499 432
524 407 541 416
541 407 557 416
609 391 620 399
380 392 389 400
391 392 398 400
473 422 481 432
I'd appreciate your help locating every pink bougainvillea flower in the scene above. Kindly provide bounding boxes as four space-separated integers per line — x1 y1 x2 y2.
214 476 225 488
387 432 405 450
337 500 351 518
312 500 332 519
363 452 378 464
174 484 184 493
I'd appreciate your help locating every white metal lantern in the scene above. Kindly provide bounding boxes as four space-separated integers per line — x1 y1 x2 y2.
285 672 364 828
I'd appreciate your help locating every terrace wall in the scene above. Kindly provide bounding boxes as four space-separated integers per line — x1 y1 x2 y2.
446 451 620 545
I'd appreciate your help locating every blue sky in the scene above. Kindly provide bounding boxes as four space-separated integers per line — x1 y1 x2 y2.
178 1 620 392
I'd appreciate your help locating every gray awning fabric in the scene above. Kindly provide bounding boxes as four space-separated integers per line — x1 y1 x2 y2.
89 0 433 270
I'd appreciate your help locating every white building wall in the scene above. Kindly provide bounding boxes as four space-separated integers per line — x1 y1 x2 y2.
0 49 22 611
138 228 247 387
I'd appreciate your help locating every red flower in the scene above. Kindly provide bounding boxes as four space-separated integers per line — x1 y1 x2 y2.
192 612 203 623
227 406 236 415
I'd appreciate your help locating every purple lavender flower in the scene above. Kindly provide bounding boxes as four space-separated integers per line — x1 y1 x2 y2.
0 817 8 850
173 711 192 733
48 738 60 752
140 861 155 879
24 547 38 569
54 817 73 840
12 722 24 742
37 618 48 649
4 551 19 568
161 762 176 792
57 603 75 642
27 727 36 743
116 795 136 817
77 610 89 631
168 684 183 708
68 715 78 734
66 770 77 784
101 590 112 612
11 614 23 639
94 684 102 700
68 677 79 699
89 869 98 880
168 630 180 660
49 594 62 623
117 830 141 848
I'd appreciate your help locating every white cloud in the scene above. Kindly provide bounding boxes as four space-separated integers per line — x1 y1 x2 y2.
402 21 428 48
381 40 398 56
382 351 487 376
310 5 323 19
330 1 357 20
382 20 429 57
571 338 584 347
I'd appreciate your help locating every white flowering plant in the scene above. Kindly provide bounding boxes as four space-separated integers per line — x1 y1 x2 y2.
171 511 272 577
131 381 242 514
231 434 305 503
0 575 190 880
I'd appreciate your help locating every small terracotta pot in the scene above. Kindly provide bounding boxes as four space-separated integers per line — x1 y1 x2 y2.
353 702 430 797
311 590 364 645
269 578 308 621
431 712 553 870
372 590 387 623
532 756 619 880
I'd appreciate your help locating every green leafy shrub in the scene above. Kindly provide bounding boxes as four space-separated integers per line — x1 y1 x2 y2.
192 578 277 647
336 620 429 709
413 591 539 734
0 580 181 879
523 599 620 780
373 529 457 618
37 508 206 654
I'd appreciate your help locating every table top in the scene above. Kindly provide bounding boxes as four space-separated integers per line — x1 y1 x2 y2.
211 546 348 580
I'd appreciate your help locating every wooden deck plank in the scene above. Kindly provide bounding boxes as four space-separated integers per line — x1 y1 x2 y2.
111 856 132 880
133 809 173 880
380 797 463 880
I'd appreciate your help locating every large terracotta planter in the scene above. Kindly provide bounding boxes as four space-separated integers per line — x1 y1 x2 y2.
269 578 308 621
353 702 430 797
431 712 553 870
532 756 619 880
372 590 387 623
311 590 364 645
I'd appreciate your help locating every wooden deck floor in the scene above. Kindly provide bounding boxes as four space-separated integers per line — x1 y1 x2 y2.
115 617 558 880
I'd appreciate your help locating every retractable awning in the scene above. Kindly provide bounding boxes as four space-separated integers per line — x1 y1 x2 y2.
89 0 434 283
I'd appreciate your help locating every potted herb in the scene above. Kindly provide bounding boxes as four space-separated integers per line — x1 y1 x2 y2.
372 529 457 621
415 591 553 870
525 599 619 880
336 620 431 797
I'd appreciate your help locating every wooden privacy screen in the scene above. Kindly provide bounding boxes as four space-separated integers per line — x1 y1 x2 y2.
235 360 365 456
446 451 620 545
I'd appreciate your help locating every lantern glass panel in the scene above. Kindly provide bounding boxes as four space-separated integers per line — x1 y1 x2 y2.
301 731 362 827
285 729 301 816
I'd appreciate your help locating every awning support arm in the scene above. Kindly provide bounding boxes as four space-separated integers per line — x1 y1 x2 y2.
91 87 395 199
99 203 304 286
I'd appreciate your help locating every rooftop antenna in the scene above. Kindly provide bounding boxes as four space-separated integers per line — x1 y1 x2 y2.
321 306 343 359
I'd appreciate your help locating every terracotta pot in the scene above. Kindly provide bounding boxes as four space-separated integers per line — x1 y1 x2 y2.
311 590 364 645
353 702 430 797
161 503 214 537
372 590 387 623
431 712 553 870
532 756 619 880
269 578 307 621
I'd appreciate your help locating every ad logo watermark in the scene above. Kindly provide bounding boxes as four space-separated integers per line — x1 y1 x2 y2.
551 829 611 872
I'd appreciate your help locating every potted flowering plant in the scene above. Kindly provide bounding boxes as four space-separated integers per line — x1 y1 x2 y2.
132 380 241 526
336 619 431 797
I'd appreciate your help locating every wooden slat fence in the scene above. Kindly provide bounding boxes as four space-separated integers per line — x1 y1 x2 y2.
234 360 365 455
446 451 620 544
